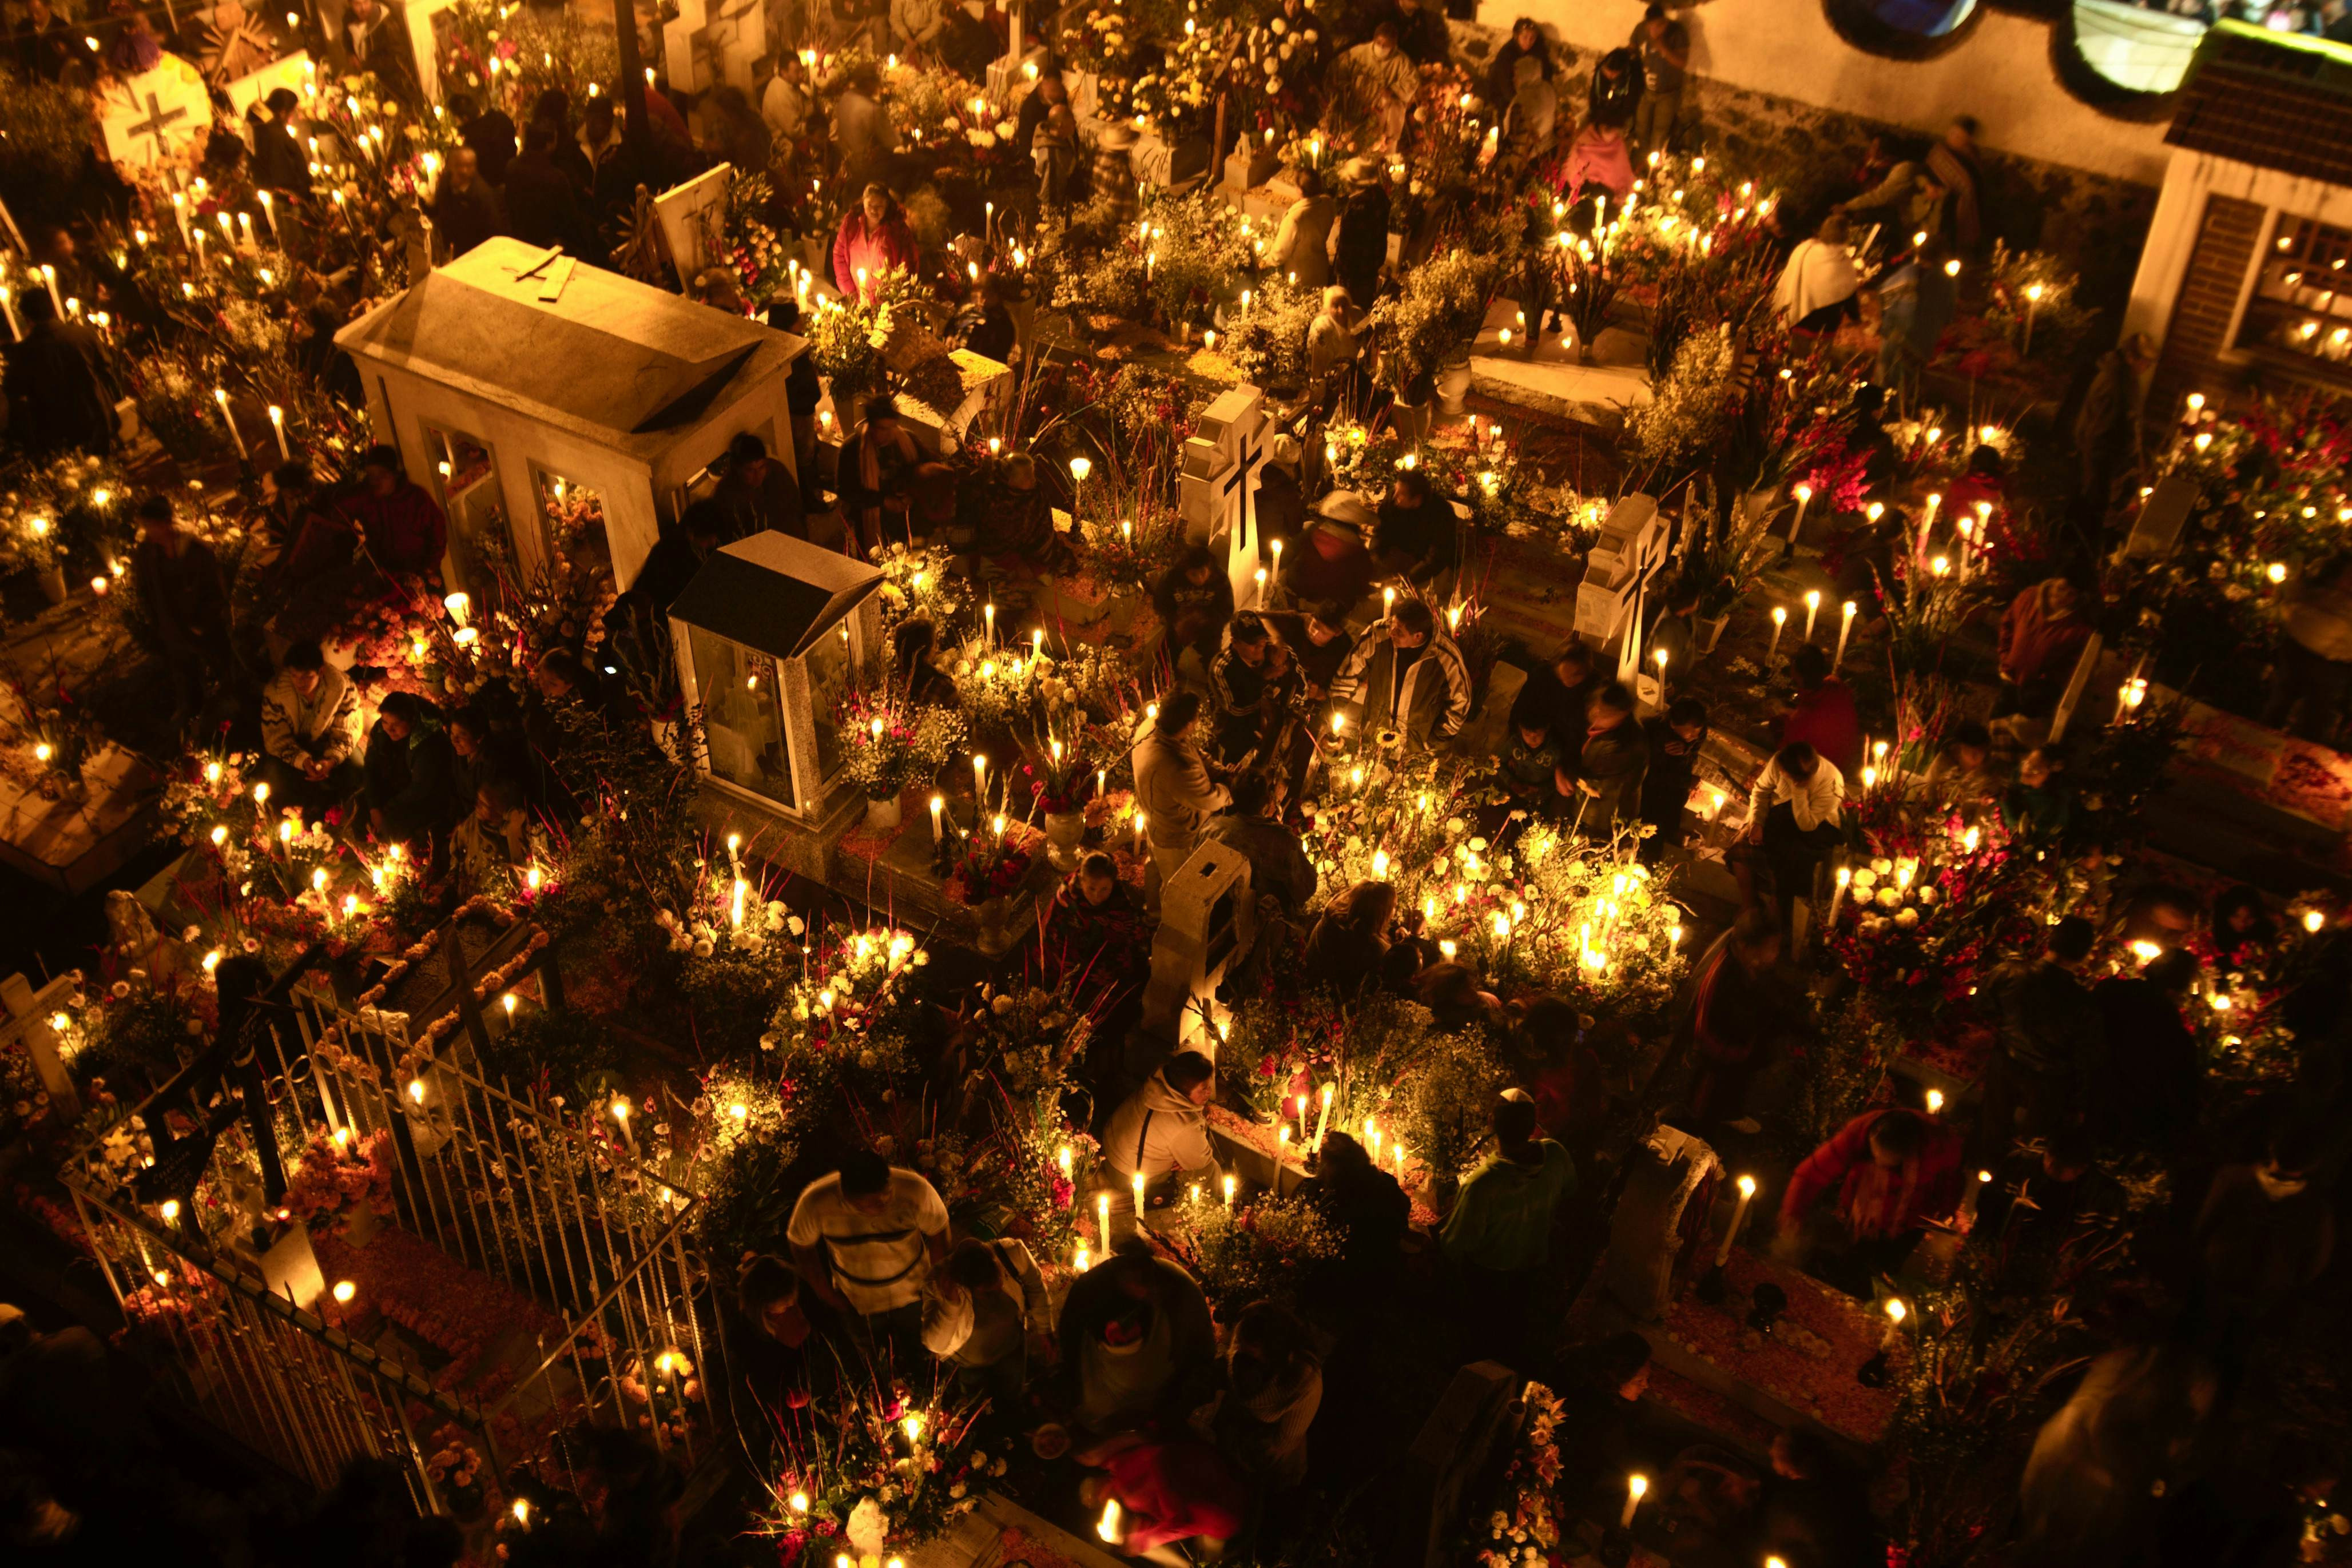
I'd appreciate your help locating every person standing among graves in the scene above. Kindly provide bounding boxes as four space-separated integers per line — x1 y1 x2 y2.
1639 695 1709 863
2072 332 2154 536
1440 1089 1578 1368
3 291 116 456
1369 469 1457 587
2260 555 2352 743
1208 613 1281 763
1056 1236 1218 1436
361 691 466 873
1740 740 1845 929
837 397 921 556
832 181 916 300
1151 547 1237 676
1980 916 2104 1150
429 146 507 260
713 432 807 542
1995 566 2095 720
1777 1107 1962 1294
130 495 233 737
1268 168 1337 290
1571 681 1648 834
1132 692 1232 902
1497 708 1570 816
921 1236 1051 1411
787 1149 952 1370
339 445 448 585
257 642 365 819
1333 160 1390 309
1628 3 1691 159
1675 907 1791 1136
1778 643 1862 784
1330 598 1472 748
1206 769 1318 913
1045 851 1149 1002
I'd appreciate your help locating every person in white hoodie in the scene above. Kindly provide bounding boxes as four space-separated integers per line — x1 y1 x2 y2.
1103 1052 1223 1207
920 1236 1052 1408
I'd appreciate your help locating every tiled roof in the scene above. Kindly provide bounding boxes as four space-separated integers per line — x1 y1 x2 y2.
2166 22 2352 187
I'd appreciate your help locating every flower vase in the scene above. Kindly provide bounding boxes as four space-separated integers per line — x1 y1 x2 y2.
1044 810 1084 868
1390 399 1432 447
36 566 67 606
1433 360 1473 416
1697 614 1729 655
865 793 903 832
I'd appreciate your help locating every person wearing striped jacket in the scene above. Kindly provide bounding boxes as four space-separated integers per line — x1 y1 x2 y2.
1329 599 1472 747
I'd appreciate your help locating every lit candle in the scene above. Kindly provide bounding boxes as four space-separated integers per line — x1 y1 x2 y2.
1134 809 1147 855
1222 1173 1237 1208
1312 1084 1333 1149
1833 600 1858 670
39 264 61 313
1097 1498 1123 1545
1621 1475 1648 1529
1960 1168 1991 1228
1787 483 1812 544
1713 1174 1756 1267
972 753 987 805
267 405 291 460
1767 605 1786 662
984 602 996 645
1830 865 1850 922
1096 1191 1111 1248
213 389 248 459
1922 491 1941 534
1925 1088 1945 1117
929 793 945 845
1881 1296 1908 1348
1802 590 1821 642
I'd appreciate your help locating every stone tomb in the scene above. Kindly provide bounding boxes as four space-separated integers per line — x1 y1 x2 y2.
1140 837 1258 1049
1573 493 1669 660
668 531 885 881
337 237 808 597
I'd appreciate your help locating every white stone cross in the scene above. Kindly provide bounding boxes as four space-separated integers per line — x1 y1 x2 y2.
1180 384 1270 609
100 56 212 168
1570 493 1669 667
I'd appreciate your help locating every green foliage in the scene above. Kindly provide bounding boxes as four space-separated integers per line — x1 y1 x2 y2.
0 78 96 218
1618 325 1739 490
473 1008 627 1103
1222 277 1320 393
1366 246 1507 392
1159 1192 1341 1314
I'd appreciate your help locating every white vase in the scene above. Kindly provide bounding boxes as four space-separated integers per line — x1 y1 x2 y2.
1698 614 1729 655
1391 399 1432 445
36 566 67 606
1044 810 1084 868
1434 361 1473 416
865 794 903 831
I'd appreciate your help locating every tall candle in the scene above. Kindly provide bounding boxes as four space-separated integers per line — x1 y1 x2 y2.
984 602 996 644
1880 1297 1908 1348
1960 1168 1991 1228
1830 865 1850 922
267 405 291 460
1134 809 1146 855
1787 484 1812 545
1222 1173 1237 1208
1621 1475 1648 1529
1713 1174 1757 1267
1312 1084 1333 1149
1833 600 1858 670
0 286 18 341
1802 590 1821 642
1767 606 1786 662
214 389 248 459
38 264 61 313
1096 1191 1111 1248
929 794 945 845
972 753 987 806
1130 1168 1146 1221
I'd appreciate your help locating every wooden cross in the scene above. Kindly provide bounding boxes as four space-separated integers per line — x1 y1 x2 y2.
128 90 192 161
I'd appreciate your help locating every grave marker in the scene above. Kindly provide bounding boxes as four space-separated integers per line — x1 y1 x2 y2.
1139 841 1257 1047
2123 475 2197 559
1572 494 1669 660
1179 384 1270 609
100 55 212 168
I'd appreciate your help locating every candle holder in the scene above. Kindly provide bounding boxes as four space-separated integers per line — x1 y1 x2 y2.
1694 1260 1729 1304
1744 1281 1787 1334
1596 1527 1633 1567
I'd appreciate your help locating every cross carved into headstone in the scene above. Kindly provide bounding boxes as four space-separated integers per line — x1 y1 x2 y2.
129 91 191 160
1179 384 1271 609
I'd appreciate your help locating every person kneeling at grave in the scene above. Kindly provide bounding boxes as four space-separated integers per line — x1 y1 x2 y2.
921 1236 1053 1413
1103 1050 1225 1211
1775 1107 1963 1297
1330 598 1473 750
1055 1236 1218 1438
968 451 1075 578
1044 851 1149 1006
257 640 365 823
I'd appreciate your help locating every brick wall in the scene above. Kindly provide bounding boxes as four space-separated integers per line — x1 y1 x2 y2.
2152 193 2265 407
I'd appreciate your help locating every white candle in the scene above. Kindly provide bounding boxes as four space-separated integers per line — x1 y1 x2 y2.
1130 1168 1146 1220
1312 1084 1332 1149
1960 1168 1990 1228
0 286 18 341
929 794 945 845
1096 1191 1111 1248
1713 1174 1756 1267
1222 1173 1237 1208
214 389 248 459
1621 1475 1648 1529
1802 590 1821 642
1787 484 1812 544
267 405 291 460
257 190 280 245
1881 1296 1908 1348
1767 606 1786 662
1833 600 1858 670
1830 865 1850 922
39 264 61 313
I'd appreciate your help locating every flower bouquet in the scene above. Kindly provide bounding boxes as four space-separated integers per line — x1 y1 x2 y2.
837 680 966 805
753 1385 990 1554
1465 1381 1564 1568
1157 1191 1340 1314
279 1127 396 1238
0 451 130 576
945 821 1037 907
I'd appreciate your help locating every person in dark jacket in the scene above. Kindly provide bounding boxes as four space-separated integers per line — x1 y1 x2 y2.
1332 158 1391 308
1512 642 1602 766
1305 880 1398 994
1296 1131 1408 1282
1639 696 1708 863
251 87 310 195
2091 948 2202 1171
529 88 595 198
456 92 518 186
712 431 806 541
503 120 589 253
1980 916 2104 1155
1497 711 1568 815
1153 547 1237 672
962 270 1018 364
626 499 722 616
4 291 115 455
131 495 232 733
1572 681 1647 834
1206 613 1281 764
1205 770 1317 913
364 692 466 868
1372 470 1458 586
1676 908 1794 1134
430 146 506 259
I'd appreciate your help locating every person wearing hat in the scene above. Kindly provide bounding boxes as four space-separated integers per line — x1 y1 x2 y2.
1268 166 1338 292
1055 1236 1217 1435
251 86 309 198
969 451 1071 575
1332 158 1390 308
1440 1088 1578 1367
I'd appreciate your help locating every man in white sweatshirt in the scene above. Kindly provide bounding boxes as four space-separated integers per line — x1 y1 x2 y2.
1743 740 1845 929
1131 691 1231 906
257 640 364 819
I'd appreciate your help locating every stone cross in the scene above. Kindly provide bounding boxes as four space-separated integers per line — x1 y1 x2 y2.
100 57 212 168
665 0 762 95
1600 1121 1719 1319
1572 493 1669 665
2123 474 2196 560
652 161 733 286
1179 384 1270 610
1139 839 1257 1048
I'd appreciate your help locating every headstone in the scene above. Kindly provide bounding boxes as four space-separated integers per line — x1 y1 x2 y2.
1223 134 1280 194
260 1220 328 1311
98 55 213 169
1179 384 1270 609
665 0 763 94
1601 1122 1718 1320
1139 840 1257 1046
2046 630 2105 745
2123 475 2196 559
1573 493 1668 656
1399 1362 1525 1568
985 46 1048 105
897 348 1012 455
1 972 82 1121
653 162 733 286
388 0 462 101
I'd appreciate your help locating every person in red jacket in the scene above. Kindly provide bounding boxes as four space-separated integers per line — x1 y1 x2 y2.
1997 567 2094 719
832 183 918 303
1778 1107 1962 1295
1775 643 1862 785
339 445 448 586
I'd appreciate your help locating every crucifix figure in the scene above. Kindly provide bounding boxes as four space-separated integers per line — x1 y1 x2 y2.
129 91 192 161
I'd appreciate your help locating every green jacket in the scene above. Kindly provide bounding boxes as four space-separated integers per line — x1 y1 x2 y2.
1440 1140 1577 1272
